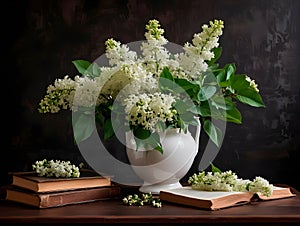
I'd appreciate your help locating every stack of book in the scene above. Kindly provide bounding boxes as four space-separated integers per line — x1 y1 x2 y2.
5 169 121 208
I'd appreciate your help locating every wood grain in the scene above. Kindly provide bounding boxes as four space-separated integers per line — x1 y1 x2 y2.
0 190 299 224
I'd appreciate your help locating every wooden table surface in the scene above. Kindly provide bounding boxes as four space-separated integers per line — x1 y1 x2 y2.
0 188 299 225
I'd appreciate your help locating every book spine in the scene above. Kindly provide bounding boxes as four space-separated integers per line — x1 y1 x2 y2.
39 187 120 208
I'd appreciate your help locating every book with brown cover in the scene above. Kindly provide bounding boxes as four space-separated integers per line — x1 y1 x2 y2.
10 170 111 193
159 186 296 210
5 185 121 208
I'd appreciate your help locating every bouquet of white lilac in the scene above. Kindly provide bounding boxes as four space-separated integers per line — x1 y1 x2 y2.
38 19 264 154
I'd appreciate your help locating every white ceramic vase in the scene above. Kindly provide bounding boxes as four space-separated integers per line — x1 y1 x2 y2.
125 118 201 194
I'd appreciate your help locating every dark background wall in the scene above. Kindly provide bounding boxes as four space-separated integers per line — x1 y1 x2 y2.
1 0 300 190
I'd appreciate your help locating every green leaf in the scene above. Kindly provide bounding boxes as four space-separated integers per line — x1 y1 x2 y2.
72 60 91 75
196 105 211 117
133 127 151 140
210 162 222 173
154 145 163 154
95 112 103 125
150 132 163 154
160 67 174 81
235 93 265 107
218 80 231 88
103 119 115 140
207 47 222 66
230 74 265 107
246 182 251 191
177 117 188 132
215 63 236 84
197 86 217 101
202 72 218 86
210 96 234 110
189 101 211 117
174 78 197 91
230 74 248 92
203 119 222 147
226 106 242 124
159 67 176 93
226 64 236 80
180 112 198 126
190 100 226 120
174 99 191 114
216 68 226 84
133 128 163 154
73 113 95 143
85 62 101 77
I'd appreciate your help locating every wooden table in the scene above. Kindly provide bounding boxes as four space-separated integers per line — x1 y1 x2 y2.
0 189 299 225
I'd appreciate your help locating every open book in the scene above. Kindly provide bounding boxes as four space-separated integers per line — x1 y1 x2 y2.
159 186 296 210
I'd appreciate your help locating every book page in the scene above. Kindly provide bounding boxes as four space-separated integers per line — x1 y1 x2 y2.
160 186 247 200
256 186 296 200
273 186 292 190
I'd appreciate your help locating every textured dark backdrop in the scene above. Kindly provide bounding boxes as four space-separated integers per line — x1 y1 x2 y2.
1 0 300 190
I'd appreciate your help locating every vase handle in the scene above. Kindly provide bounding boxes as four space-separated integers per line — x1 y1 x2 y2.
194 117 201 152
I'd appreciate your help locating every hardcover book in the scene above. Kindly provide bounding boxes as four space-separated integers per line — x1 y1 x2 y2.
5 185 121 208
159 186 296 210
10 170 111 193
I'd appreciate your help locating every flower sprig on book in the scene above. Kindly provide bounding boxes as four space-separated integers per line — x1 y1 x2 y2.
188 164 273 197
32 159 83 178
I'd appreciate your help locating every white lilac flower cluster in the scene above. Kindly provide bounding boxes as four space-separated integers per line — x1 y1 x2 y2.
38 19 225 117
38 76 76 113
38 75 100 113
32 159 81 178
188 170 274 197
122 192 162 208
246 76 259 92
179 19 224 79
123 92 177 132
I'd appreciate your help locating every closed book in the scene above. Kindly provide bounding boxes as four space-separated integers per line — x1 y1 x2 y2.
159 186 296 210
10 170 111 193
5 185 121 208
